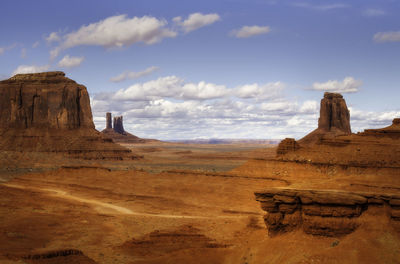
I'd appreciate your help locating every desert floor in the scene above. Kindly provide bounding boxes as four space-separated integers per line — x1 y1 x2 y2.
0 142 399 264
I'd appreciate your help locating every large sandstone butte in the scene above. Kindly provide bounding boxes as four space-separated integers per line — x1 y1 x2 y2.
0 72 134 160
300 92 351 144
101 112 147 143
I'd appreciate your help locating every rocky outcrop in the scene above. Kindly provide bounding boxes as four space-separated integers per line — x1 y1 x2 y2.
101 113 150 144
318 92 351 134
276 138 300 155
275 92 400 167
255 188 400 237
0 72 137 160
106 112 112 129
299 92 351 145
361 118 400 139
113 116 125 134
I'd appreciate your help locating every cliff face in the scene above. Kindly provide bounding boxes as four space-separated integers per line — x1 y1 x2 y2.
0 72 137 160
0 72 93 130
255 188 400 237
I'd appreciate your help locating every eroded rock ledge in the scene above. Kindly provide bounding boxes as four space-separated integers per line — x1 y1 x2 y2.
255 188 400 237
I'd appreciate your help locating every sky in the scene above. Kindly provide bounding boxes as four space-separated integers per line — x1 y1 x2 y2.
1 0 399 140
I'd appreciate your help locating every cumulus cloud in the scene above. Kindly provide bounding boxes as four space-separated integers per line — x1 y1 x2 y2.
46 32 61 43
231 25 271 38
235 82 284 99
12 65 50 75
310 77 362 93
50 14 177 59
110 66 159 82
363 8 385 17
57 55 85 68
113 76 229 101
373 31 400 43
173 13 220 33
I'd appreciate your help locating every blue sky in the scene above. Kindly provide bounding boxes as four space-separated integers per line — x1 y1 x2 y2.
1 0 399 139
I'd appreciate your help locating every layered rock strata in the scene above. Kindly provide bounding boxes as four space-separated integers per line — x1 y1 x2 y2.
0 72 136 160
255 188 400 237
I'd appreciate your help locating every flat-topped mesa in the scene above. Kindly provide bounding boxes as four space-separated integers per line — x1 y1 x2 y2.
7 71 68 82
0 72 138 160
0 71 93 130
318 92 351 134
113 116 125 134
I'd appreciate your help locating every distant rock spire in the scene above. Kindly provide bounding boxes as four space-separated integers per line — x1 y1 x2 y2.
106 112 112 129
113 116 125 134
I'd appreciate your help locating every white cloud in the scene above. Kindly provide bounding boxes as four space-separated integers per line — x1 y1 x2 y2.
0 47 4 55
363 8 385 17
46 32 61 43
113 76 229 101
12 65 50 75
57 55 84 68
299 100 319 114
50 15 177 59
293 2 349 11
231 25 271 38
235 82 284 99
311 77 362 93
373 31 400 43
32 41 40 48
110 66 159 82
174 13 220 33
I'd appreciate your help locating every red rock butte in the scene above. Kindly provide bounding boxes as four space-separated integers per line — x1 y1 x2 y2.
0 71 136 160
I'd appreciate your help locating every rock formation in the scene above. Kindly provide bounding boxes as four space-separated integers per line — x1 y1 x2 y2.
299 92 351 145
0 72 93 129
113 116 125 134
318 92 351 134
106 112 112 129
258 93 400 238
101 113 147 143
0 72 136 160
255 188 400 237
276 138 300 155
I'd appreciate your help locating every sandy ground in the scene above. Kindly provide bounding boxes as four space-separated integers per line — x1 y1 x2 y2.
0 142 399 263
